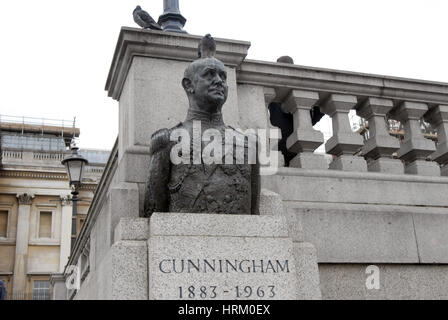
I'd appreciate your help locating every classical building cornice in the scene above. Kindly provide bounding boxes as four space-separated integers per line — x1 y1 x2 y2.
237 59 448 106
105 27 251 100
17 193 35 205
0 169 67 180
0 169 99 192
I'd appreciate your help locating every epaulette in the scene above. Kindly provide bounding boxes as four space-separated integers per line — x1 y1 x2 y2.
149 128 171 155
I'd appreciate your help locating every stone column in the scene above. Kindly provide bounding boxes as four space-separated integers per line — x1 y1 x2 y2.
12 193 34 294
321 94 367 171
356 97 403 173
59 196 73 273
424 105 448 176
283 90 327 169
389 101 438 176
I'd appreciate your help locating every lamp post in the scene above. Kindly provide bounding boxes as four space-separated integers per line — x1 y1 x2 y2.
61 146 88 251
158 0 187 33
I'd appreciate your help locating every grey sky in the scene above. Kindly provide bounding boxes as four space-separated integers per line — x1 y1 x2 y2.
1 0 447 149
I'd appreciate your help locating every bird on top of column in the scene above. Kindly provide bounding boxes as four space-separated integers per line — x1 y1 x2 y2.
133 5 162 30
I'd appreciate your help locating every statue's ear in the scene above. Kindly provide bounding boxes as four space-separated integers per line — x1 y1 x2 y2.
182 78 194 94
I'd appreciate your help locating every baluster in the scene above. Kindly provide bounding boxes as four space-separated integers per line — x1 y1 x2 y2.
321 94 367 171
264 87 284 168
424 105 448 176
389 101 438 176
356 97 403 173
282 90 327 169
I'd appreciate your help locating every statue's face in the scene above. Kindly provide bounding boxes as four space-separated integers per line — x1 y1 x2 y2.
191 59 228 113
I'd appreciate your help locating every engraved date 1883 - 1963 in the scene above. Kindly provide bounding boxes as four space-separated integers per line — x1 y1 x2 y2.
178 285 276 299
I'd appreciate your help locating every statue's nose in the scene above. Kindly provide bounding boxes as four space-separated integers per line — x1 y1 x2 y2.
213 74 224 84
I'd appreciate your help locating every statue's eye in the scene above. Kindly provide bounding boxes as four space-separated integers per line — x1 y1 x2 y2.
202 69 216 78
219 72 227 81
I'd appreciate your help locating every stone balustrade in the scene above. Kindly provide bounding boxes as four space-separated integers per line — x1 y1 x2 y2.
282 90 327 169
260 90 448 176
424 105 448 176
252 76 448 177
356 98 403 173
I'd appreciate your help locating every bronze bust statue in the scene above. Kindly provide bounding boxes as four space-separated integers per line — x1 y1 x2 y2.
142 34 260 217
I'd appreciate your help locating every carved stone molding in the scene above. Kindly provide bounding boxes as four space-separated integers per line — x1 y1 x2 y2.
0 170 67 180
17 193 34 205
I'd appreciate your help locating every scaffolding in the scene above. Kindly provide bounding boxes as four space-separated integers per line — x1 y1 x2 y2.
0 115 80 152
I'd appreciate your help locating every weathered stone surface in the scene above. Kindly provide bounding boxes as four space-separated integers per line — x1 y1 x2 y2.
149 212 289 238
329 155 367 172
405 160 440 176
319 264 448 300
237 84 270 131
289 153 328 170
288 203 420 263
111 240 148 300
293 242 321 300
261 167 448 208
442 164 448 176
109 182 140 239
259 188 285 216
114 218 149 242
147 213 301 300
413 213 448 263
259 189 305 242
367 158 403 174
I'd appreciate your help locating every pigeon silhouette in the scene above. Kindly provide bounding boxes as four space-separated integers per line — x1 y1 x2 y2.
133 5 162 30
198 34 216 58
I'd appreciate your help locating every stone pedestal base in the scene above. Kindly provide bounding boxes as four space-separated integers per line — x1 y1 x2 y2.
367 158 404 174
441 164 448 176
329 155 367 172
146 212 319 300
290 153 328 170
293 242 321 300
405 160 440 176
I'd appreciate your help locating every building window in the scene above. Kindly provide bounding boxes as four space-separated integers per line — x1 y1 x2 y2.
0 210 8 238
39 211 52 238
32 280 50 300
77 217 85 236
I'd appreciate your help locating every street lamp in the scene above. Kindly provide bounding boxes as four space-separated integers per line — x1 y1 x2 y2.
61 146 88 251
158 0 187 33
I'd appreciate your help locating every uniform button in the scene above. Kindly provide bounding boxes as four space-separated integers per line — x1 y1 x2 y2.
206 195 214 202
225 195 232 203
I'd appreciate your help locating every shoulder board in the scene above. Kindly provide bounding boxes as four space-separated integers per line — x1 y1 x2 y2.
149 128 171 155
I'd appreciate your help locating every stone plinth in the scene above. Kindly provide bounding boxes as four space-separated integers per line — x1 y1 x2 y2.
147 213 298 300
146 212 318 300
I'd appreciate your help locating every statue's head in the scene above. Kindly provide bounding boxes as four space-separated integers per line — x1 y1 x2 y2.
182 35 228 114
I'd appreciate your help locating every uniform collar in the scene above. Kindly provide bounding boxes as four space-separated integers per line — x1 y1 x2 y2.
185 108 224 126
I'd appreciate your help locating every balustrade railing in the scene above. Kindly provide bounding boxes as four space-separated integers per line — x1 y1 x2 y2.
5 292 50 300
267 89 447 177
33 152 65 161
1 150 23 160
